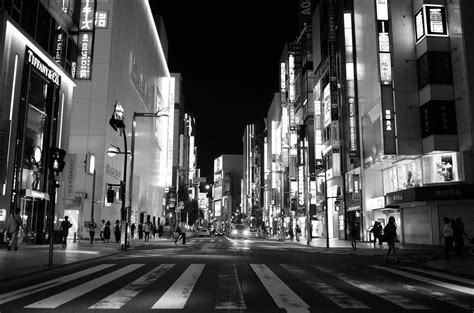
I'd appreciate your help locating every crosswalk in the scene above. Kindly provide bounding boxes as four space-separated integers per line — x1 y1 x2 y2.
1 263 473 312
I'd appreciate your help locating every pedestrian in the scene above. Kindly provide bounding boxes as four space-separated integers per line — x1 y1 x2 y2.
453 217 470 257
100 219 106 242
103 221 111 243
131 223 136 239
158 223 163 238
6 208 23 251
349 221 358 251
138 223 143 239
443 217 454 259
384 216 399 261
370 221 383 248
144 221 151 242
288 225 294 240
59 215 72 248
88 218 97 244
295 224 301 241
175 222 186 245
114 220 121 243
152 222 157 238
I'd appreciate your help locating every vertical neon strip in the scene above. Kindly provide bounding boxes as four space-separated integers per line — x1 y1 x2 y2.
4 54 19 195
58 93 65 148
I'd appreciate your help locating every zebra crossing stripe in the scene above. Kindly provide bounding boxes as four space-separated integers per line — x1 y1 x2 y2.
89 264 174 309
400 266 474 286
215 264 246 309
152 264 204 309
0 264 114 305
313 265 430 310
280 264 370 309
24 264 144 309
372 266 474 296
250 264 310 313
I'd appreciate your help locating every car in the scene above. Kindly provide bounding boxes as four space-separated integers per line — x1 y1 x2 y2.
196 229 211 237
230 224 250 239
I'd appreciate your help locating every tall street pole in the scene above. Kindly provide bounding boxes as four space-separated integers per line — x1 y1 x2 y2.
120 126 128 250
323 152 329 248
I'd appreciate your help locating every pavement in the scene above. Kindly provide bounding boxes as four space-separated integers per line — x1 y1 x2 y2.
0 234 472 282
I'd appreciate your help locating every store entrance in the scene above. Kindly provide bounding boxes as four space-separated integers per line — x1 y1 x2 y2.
20 197 49 244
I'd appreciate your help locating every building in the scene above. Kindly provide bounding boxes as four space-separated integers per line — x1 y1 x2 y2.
67 0 172 239
0 1 77 243
212 154 243 231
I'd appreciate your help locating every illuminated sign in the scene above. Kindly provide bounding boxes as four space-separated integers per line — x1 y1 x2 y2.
280 62 286 102
288 54 295 102
414 5 448 44
352 174 360 199
77 32 93 79
26 47 60 86
214 200 221 217
344 12 358 159
379 52 392 84
76 0 95 80
54 31 63 64
298 166 304 206
80 0 95 31
331 120 340 152
378 21 390 52
323 84 331 127
95 11 108 28
376 0 388 20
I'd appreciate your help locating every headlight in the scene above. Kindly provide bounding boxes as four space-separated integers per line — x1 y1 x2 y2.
243 230 249 236
232 230 237 235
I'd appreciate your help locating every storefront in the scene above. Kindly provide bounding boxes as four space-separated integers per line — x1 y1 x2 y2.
0 15 75 243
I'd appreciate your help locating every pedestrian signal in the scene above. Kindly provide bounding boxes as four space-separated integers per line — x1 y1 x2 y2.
49 148 66 174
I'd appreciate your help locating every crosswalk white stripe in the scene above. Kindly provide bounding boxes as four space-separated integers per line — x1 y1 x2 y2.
24 264 144 309
250 264 310 313
281 264 370 309
314 265 430 309
0 264 114 305
152 264 204 309
89 264 174 309
372 265 474 296
401 283 474 311
215 264 246 309
400 266 474 286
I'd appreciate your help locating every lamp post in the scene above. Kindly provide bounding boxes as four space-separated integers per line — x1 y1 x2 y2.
128 110 168 245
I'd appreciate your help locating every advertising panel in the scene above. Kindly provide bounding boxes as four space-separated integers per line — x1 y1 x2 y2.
323 84 331 127
76 0 96 80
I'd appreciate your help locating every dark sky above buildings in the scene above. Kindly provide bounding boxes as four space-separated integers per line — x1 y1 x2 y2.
150 1 299 179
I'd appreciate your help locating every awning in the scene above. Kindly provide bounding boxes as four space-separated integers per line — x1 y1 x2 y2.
21 189 50 201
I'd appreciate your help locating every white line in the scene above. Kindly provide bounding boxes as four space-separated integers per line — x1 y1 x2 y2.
25 264 144 309
152 264 204 309
0 264 114 305
281 264 369 309
89 264 174 309
250 264 309 313
215 264 246 309
400 266 474 286
372 266 474 296
314 265 430 310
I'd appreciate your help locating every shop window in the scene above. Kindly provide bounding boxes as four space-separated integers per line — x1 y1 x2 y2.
422 152 464 184
384 158 422 192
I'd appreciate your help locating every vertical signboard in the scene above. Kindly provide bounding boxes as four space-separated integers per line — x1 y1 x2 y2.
280 62 286 103
288 54 295 103
0 120 10 182
76 0 96 80
328 5 340 160
375 0 397 155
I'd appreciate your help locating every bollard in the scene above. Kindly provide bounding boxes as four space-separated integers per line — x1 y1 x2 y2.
74 232 77 243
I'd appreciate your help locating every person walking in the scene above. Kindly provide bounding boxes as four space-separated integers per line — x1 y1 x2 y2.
443 217 454 259
103 221 111 243
59 216 72 248
114 220 121 243
130 223 136 239
384 216 399 261
144 221 151 242
138 223 143 239
175 222 186 245
453 217 470 257
100 219 106 242
295 224 302 241
88 218 97 244
370 221 383 248
6 208 23 251
349 221 358 251
158 223 164 238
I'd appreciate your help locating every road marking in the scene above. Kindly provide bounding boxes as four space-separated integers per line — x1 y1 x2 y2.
0 264 114 305
400 266 474 286
152 264 204 309
401 283 474 311
250 264 309 313
89 264 174 309
281 264 369 309
314 265 430 309
372 266 474 296
215 264 246 309
25 264 144 309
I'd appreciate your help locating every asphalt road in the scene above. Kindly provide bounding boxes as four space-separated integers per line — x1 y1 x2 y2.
0 236 473 313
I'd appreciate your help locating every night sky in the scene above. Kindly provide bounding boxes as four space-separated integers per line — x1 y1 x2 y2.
149 1 299 179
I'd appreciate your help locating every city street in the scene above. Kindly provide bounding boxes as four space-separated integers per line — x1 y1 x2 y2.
0 236 473 313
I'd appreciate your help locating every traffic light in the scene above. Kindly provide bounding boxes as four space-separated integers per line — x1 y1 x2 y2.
49 148 66 174
52 180 60 189
106 188 115 203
